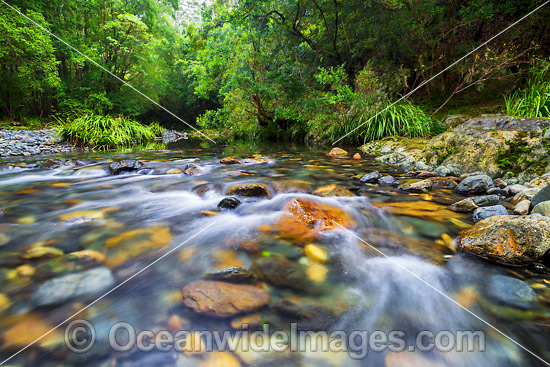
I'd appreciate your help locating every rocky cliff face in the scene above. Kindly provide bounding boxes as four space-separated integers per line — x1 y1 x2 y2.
360 116 550 183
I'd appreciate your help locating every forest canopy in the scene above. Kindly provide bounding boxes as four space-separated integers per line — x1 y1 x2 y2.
1 0 549 143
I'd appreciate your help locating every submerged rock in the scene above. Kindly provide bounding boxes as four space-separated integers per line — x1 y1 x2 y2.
472 205 508 222
31 267 115 306
226 183 270 198
455 174 493 195
274 198 356 243
182 280 270 317
107 160 144 174
217 197 241 209
274 297 335 330
487 275 538 310
35 250 106 278
252 256 313 292
456 215 550 265
313 184 354 197
272 180 311 193
327 147 348 157
203 267 258 284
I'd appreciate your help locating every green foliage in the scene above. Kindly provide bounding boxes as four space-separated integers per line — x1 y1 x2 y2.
505 61 550 118
0 6 60 117
57 113 164 150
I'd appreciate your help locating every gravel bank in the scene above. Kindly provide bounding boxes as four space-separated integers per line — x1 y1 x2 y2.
0 129 75 157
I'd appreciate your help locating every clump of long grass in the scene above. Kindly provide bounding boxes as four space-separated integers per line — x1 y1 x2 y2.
360 101 435 142
58 114 164 150
318 100 437 143
505 61 550 118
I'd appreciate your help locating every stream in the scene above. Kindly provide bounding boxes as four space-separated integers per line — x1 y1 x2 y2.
0 139 549 367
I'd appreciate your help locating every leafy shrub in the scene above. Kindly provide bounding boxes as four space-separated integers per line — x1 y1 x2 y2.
505 61 550 118
309 66 438 143
57 113 164 150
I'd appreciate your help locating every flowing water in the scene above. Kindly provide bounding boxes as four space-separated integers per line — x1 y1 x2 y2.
0 139 549 367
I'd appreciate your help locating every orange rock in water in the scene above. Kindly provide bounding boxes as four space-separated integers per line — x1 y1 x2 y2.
353 153 361 159
199 351 241 367
274 198 356 243
167 314 189 332
327 147 348 157
182 281 270 318
1 314 63 350
211 249 244 268
230 313 263 329
385 351 447 367
220 157 243 164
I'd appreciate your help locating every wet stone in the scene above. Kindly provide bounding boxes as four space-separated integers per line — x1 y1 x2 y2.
182 280 270 318
455 174 493 195
217 197 242 210
226 183 270 198
487 275 538 310
203 267 258 284
327 147 348 157
378 175 397 186
532 201 550 217
31 267 115 306
473 205 508 222
359 171 382 183
107 160 145 175
532 184 550 209
252 256 314 292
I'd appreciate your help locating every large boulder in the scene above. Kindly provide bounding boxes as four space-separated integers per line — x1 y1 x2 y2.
361 116 550 178
182 280 270 317
531 184 550 208
456 215 550 265
532 201 550 217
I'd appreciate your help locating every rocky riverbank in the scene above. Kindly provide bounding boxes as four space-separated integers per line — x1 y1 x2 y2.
0 129 75 157
0 128 187 158
360 115 550 184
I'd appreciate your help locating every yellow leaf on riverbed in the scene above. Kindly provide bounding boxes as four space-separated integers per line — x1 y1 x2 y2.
59 207 119 222
373 201 463 222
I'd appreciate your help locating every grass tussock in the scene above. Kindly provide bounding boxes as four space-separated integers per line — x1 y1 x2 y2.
505 61 550 118
318 100 440 144
58 114 164 150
